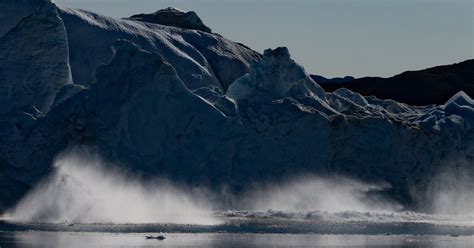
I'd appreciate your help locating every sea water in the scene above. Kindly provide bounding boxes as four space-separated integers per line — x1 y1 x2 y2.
0 232 473 248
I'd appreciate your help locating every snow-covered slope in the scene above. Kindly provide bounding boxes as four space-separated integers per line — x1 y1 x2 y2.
0 1 473 214
57 6 260 91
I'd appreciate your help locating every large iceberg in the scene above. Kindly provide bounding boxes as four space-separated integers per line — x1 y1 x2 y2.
0 1 472 213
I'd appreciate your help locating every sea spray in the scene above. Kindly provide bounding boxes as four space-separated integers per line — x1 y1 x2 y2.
5 150 219 225
7 149 472 226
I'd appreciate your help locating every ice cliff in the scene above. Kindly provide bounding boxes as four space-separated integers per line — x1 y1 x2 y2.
0 0 49 37
0 1 71 114
0 1 473 212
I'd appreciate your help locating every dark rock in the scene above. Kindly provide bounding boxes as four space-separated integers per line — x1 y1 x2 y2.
318 59 474 106
146 235 166 240
310 75 355 84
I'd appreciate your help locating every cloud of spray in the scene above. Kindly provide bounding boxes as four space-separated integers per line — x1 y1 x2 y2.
5 149 406 225
424 164 474 217
235 175 401 213
5 150 219 225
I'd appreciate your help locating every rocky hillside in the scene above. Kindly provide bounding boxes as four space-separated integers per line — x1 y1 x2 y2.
318 60 474 106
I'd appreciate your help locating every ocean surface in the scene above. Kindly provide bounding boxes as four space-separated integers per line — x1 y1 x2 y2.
0 210 473 247
0 232 473 248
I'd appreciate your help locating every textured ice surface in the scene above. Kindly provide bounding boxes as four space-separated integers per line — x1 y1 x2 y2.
0 1 71 114
57 6 260 90
0 0 47 37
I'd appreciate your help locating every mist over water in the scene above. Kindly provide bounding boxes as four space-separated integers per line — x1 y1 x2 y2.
425 165 474 217
4 150 474 226
5 151 218 225
240 176 400 213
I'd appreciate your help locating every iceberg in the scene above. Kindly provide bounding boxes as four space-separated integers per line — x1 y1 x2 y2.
0 1 472 215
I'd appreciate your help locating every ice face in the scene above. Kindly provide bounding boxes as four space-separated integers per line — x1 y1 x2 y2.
56 6 260 90
0 1 71 114
227 47 325 102
0 0 48 37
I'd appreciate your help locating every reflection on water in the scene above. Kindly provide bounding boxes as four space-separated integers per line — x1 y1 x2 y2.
0 232 473 248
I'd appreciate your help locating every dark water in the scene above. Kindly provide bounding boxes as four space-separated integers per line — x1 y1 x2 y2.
0 231 474 248
0 232 473 248
0 216 473 248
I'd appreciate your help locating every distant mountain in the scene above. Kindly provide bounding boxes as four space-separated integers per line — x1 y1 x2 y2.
310 75 355 84
318 60 474 106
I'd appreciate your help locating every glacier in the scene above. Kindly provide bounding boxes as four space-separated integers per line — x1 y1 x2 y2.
0 0 473 215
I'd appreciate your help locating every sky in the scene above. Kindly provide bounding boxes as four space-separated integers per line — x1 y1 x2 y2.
55 0 473 78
